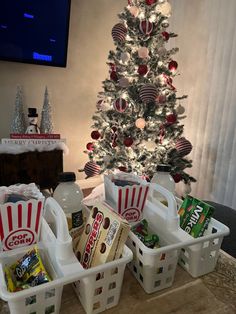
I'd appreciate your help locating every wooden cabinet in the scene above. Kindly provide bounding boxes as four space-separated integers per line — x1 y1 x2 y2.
0 150 63 190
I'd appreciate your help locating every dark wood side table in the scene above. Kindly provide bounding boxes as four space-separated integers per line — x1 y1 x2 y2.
0 149 63 190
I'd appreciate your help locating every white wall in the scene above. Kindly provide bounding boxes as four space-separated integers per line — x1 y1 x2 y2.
0 0 126 179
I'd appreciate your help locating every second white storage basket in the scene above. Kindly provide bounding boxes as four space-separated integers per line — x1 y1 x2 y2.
126 184 230 293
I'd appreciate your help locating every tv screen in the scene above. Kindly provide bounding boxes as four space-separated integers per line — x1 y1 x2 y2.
0 0 71 67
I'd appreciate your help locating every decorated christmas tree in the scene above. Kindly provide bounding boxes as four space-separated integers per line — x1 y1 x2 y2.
83 0 196 187
40 86 54 134
10 85 26 134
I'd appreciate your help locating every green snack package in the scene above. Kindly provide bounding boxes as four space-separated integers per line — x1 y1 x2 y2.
178 195 214 238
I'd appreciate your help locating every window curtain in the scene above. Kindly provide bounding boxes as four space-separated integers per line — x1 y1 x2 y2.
169 0 236 209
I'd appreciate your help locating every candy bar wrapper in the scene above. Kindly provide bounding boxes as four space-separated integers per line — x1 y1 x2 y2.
178 195 214 238
104 173 149 223
0 184 45 251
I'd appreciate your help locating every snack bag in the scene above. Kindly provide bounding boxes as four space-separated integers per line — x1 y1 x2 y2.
178 195 214 238
5 246 51 292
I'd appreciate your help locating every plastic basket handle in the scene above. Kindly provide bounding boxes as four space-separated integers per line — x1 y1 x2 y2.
148 183 180 231
44 197 74 261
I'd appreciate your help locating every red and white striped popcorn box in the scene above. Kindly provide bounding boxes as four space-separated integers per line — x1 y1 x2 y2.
0 186 45 251
104 173 149 223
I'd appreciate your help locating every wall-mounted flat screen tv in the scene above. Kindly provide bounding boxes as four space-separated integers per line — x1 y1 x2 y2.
0 0 71 67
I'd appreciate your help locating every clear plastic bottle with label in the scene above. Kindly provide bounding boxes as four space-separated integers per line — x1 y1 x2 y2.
53 172 84 247
151 164 175 205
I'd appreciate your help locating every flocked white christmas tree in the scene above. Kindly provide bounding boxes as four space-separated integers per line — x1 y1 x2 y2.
10 85 26 134
40 86 54 134
83 0 196 186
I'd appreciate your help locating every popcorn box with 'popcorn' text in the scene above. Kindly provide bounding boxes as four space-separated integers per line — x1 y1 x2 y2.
104 173 149 224
0 184 45 251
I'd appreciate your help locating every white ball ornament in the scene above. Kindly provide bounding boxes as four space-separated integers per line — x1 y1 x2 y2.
119 77 130 88
135 118 146 129
176 104 185 115
120 52 130 63
101 101 111 111
103 155 112 163
158 47 167 56
138 47 149 59
128 6 139 17
156 2 172 17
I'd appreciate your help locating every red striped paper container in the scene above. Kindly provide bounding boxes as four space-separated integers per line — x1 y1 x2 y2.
104 173 149 224
0 196 44 252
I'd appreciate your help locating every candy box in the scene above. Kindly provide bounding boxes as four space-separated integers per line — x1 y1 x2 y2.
104 173 149 223
0 183 45 251
178 195 214 238
75 202 130 269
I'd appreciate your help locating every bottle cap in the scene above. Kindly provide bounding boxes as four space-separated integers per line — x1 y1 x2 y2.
156 164 171 172
58 172 76 182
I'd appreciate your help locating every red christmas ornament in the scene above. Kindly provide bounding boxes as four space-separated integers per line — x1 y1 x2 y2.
118 166 127 172
86 142 94 151
110 71 118 82
91 130 101 140
156 94 166 104
162 31 170 41
168 60 178 72
173 173 182 183
175 137 193 156
139 84 158 103
138 64 148 76
108 63 116 72
124 137 133 147
114 98 128 113
84 161 100 177
111 126 118 132
139 20 153 35
146 0 157 5
166 113 177 124
111 23 127 42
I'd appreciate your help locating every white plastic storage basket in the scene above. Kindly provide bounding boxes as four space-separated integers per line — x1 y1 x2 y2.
72 204 133 314
126 184 230 293
175 198 230 278
0 198 133 314
126 184 185 294
73 246 132 314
